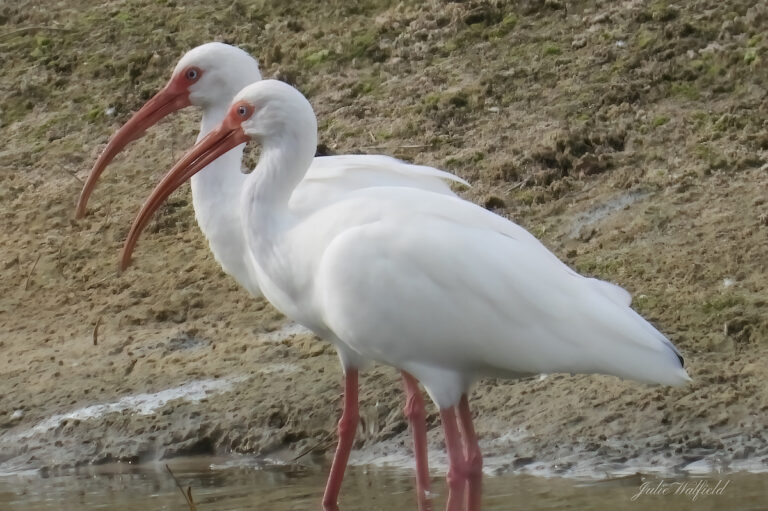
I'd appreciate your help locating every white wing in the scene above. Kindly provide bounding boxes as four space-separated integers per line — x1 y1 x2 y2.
306 155 470 188
290 155 469 211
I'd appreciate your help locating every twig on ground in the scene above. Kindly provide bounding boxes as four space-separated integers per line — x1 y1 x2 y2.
62 166 84 184
24 254 41 291
509 178 531 191
291 431 335 461
92 316 102 346
98 202 112 232
165 464 198 511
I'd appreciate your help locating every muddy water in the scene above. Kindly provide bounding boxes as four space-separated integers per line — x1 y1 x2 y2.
1 457 765 511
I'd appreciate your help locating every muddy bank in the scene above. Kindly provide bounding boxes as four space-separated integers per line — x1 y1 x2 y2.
2 0 767 478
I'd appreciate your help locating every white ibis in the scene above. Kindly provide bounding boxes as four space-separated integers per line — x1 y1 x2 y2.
119 80 690 511
78 43 472 509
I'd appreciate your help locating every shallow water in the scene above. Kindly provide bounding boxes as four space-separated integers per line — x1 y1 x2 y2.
0 457 765 511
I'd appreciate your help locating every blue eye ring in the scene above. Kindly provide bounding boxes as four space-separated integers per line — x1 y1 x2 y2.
185 67 201 81
232 102 254 120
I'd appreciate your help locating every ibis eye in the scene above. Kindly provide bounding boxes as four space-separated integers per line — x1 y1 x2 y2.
186 68 199 81
237 105 248 117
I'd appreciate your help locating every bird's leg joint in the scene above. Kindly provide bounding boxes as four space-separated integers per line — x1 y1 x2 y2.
337 410 359 437
404 392 426 421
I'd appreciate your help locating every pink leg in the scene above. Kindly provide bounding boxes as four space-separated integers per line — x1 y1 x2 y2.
458 395 483 511
401 371 433 511
439 406 466 511
322 368 359 511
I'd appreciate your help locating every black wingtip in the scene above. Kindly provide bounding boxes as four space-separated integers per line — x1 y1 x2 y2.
677 353 685 368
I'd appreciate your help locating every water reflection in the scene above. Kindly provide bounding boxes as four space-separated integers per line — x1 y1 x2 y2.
0 457 766 511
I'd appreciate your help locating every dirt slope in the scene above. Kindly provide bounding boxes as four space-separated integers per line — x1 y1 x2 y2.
1 0 767 475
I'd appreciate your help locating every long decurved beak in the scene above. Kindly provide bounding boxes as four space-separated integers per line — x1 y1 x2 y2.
119 113 249 272
75 83 191 219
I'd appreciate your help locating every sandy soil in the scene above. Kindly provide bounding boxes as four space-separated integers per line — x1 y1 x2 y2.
1 0 767 477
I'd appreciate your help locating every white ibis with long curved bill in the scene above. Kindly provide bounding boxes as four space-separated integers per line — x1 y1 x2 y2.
119 80 690 511
77 43 473 510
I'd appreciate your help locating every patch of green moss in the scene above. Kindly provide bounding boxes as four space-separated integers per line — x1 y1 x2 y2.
513 187 552 207
86 107 103 122
418 89 475 114
694 144 728 171
334 27 390 64
575 255 625 276
452 10 520 48
487 14 518 39
114 10 132 23
743 48 758 65
650 0 678 22
349 80 373 97
422 93 441 111
452 23 486 48
702 293 745 314
304 48 333 66
633 293 661 314
635 29 657 50
669 82 700 100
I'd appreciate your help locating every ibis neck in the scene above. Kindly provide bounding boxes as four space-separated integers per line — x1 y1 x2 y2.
190 100 246 221
240 128 318 323
188 101 256 295
247 129 317 210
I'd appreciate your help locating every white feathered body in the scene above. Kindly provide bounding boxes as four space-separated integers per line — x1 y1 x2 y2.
243 183 689 409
